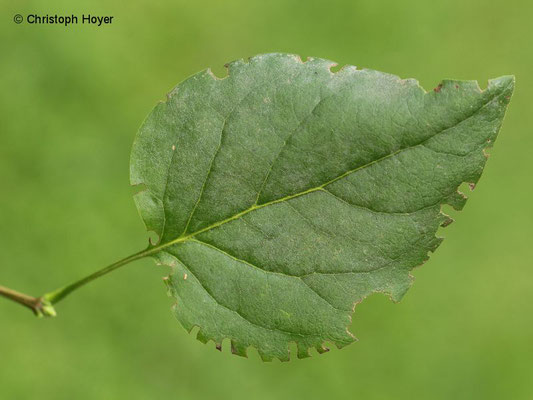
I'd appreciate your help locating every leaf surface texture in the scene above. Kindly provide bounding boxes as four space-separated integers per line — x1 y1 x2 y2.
130 53 514 361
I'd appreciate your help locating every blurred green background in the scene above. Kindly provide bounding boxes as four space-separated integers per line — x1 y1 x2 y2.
1 0 531 399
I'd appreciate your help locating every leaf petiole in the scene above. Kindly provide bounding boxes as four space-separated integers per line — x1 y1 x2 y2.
1 247 155 317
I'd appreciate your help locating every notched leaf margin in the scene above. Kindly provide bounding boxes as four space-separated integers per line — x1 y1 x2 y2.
132 53 514 361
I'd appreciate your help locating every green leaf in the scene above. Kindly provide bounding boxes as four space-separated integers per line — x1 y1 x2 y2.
130 53 514 361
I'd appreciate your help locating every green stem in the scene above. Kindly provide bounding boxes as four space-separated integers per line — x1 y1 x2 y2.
1 247 154 317
44 249 151 304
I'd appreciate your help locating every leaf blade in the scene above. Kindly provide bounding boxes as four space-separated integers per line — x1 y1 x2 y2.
131 54 514 360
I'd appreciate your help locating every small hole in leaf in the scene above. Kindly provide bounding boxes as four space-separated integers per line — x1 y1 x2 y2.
148 231 160 246
483 145 493 158
208 65 228 80
287 341 298 361
188 325 200 336
131 182 147 195
330 64 343 73
437 204 456 235
457 182 472 196
218 337 231 354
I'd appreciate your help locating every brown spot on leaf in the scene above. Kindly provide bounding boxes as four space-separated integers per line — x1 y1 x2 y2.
216 344 222 351
469 183 476 191
441 217 454 228
434 84 443 93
